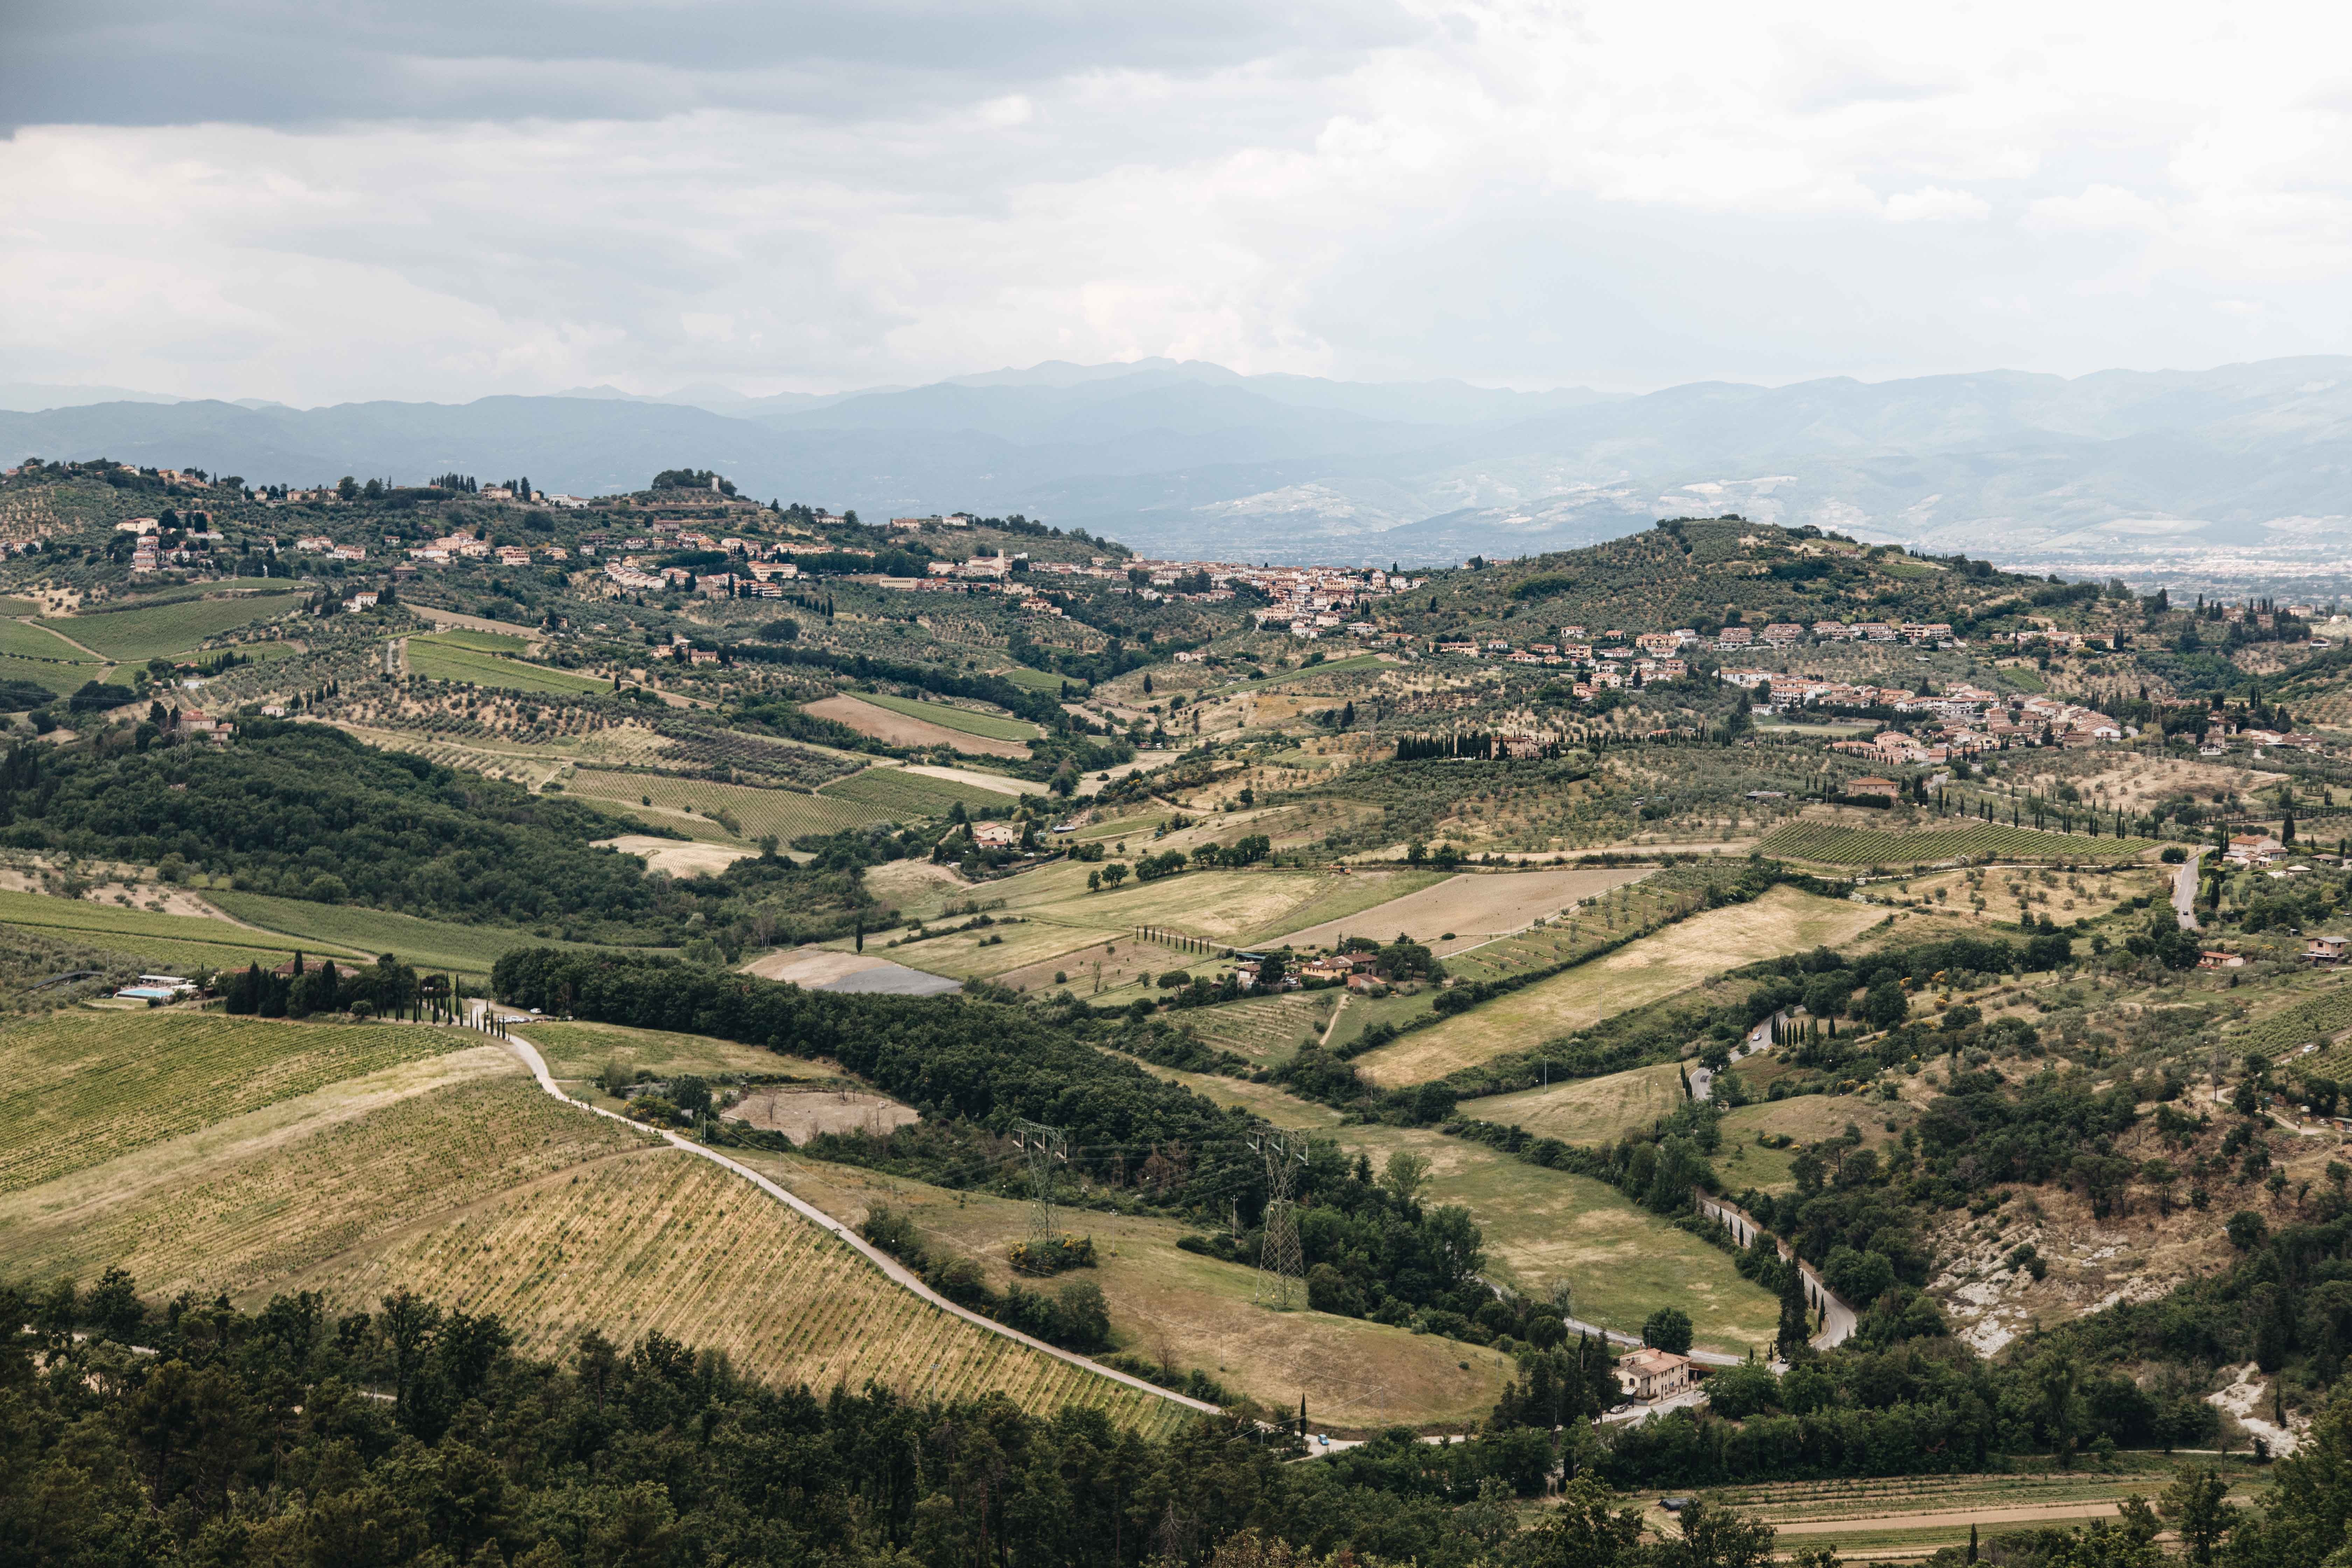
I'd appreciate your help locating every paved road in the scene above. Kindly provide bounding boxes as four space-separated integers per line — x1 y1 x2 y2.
2175 847 2204 931
1693 1192 1858 1350
487 1013 1218 1418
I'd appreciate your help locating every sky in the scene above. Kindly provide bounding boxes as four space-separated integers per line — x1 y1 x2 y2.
8 0 2352 406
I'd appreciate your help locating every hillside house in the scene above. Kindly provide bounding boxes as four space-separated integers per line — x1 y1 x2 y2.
1847 777 1904 801
1618 1348 1694 1402
2306 936 2347 964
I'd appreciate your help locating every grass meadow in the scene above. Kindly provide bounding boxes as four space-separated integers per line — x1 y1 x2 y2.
406 636 610 695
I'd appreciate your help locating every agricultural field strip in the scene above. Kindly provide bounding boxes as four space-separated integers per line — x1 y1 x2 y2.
0 887 373 962
0 1014 464 1194
405 637 609 695
41 591 307 661
561 768 884 840
1757 820 2158 866
203 890 621 978
848 691 1039 740
0 617 102 662
498 1026 1218 1416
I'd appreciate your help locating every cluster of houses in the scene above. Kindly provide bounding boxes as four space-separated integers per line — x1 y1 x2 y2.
116 515 226 572
1712 678 2136 759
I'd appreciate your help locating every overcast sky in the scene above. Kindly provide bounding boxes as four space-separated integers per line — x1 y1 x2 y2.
8 0 2352 406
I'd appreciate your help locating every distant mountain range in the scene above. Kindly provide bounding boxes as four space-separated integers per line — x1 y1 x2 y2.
10 357 2352 579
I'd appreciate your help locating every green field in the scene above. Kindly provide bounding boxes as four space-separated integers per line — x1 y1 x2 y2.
424 628 532 655
0 1010 461 1194
565 768 882 841
0 653 100 698
999 666 1069 693
0 619 101 663
205 890 635 978
850 691 1039 741
42 590 306 661
1756 819 2159 866
1142 1065 1780 1353
818 765 1013 817
0 886 350 972
406 636 610 695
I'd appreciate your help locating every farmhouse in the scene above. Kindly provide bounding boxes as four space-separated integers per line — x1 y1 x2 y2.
1617 1347 1694 1402
2306 935 2348 963
1845 777 1904 802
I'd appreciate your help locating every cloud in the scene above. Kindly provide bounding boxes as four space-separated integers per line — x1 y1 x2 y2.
1885 186 1991 223
11 0 2352 401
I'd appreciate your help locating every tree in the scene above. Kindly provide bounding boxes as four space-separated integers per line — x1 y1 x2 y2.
1101 862 1129 889
1380 1149 1433 1210
1864 979 1908 1030
1658 1501 1776 1568
2159 1466 2235 1566
1642 1306 1693 1354
1513 1478 1645 1568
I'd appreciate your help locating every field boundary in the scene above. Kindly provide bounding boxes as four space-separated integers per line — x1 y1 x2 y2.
492 1015 1218 1419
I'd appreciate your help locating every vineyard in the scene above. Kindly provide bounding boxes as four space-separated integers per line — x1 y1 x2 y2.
563 768 880 841
335 726 574 791
43 589 306 661
329 1149 1185 1433
0 618 100 663
850 691 1040 741
1756 820 2160 866
205 889 626 978
1174 991 1336 1063
2233 980 2352 1063
0 886 342 972
644 723 863 790
0 1011 461 1194
0 1072 640 1299
819 766 1011 818
424 628 532 655
406 636 611 695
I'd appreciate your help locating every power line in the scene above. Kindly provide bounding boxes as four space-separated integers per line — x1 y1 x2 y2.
1248 1125 1308 1309
1013 1119 1069 1269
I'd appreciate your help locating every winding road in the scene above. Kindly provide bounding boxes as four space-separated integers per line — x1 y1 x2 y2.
485 1011 1219 1417
1693 1191 1859 1350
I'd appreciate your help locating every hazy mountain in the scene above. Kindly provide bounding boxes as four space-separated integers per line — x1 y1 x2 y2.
8 357 2352 577
0 380 188 412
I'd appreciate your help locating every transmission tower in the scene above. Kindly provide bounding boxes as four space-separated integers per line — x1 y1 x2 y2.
1250 1126 1308 1308
1014 1120 1069 1263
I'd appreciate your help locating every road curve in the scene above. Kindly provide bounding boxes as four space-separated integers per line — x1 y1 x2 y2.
1693 1191 1858 1350
493 1018 1219 1417
2174 847 2204 931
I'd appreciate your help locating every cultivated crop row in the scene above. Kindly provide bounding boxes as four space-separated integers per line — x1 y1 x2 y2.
342 1153 1183 1433
565 768 883 840
0 1011 459 1195
1756 820 2156 866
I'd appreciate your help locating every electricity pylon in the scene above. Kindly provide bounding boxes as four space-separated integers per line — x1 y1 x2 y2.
1250 1126 1308 1308
1014 1121 1069 1262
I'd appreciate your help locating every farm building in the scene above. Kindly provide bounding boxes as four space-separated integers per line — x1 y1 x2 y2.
1618 1348 1694 1402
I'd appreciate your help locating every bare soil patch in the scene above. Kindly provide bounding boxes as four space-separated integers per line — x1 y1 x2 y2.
806 694 1030 757
743 947 893 985
724 1086 920 1144
901 763 1029 796
594 835 757 877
